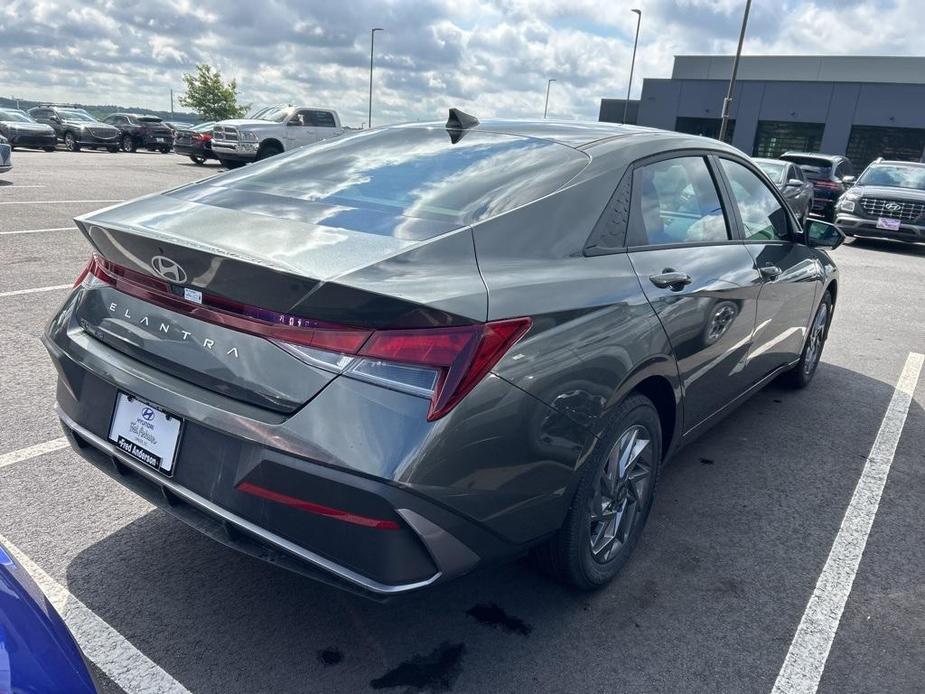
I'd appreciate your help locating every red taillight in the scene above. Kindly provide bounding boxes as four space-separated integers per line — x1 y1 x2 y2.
201 133 212 142
76 255 531 419
237 481 401 529
814 179 841 191
360 320 531 420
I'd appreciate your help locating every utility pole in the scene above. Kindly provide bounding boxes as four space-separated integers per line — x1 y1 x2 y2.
623 9 642 124
719 0 752 143
368 28 383 129
170 89 174 118
543 79 556 119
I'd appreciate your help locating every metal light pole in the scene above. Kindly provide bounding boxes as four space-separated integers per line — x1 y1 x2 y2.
623 9 642 124
719 0 751 143
368 27 383 129
543 79 556 119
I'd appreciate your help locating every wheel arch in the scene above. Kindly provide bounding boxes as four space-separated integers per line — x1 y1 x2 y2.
257 138 285 156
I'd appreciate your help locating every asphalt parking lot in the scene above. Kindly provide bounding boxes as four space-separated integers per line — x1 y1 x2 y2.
1 149 924 694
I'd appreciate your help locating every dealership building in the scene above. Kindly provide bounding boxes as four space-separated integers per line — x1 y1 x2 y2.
601 55 925 169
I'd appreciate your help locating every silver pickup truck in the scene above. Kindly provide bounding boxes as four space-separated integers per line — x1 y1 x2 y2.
211 104 343 168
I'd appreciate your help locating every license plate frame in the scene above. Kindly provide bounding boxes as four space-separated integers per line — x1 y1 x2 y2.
108 392 183 476
877 217 902 231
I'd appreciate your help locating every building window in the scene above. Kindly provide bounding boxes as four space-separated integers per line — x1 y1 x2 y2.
846 125 925 171
753 121 824 159
675 117 735 144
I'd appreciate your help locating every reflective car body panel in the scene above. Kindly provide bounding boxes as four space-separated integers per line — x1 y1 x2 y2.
0 543 96 693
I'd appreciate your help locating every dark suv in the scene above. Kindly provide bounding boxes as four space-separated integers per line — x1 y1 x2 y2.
102 113 174 153
835 159 925 243
780 152 855 222
28 106 120 152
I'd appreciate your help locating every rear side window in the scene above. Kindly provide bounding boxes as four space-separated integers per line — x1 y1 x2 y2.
308 110 337 128
627 156 729 246
720 159 791 241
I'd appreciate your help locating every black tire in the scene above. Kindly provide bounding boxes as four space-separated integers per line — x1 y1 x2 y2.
219 158 245 169
190 155 206 165
121 135 136 152
43 146 56 152
63 132 80 152
780 291 832 389
533 393 662 590
256 143 283 161
160 146 171 154
108 146 119 153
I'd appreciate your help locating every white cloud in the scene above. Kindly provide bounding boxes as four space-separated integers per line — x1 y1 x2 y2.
0 0 922 126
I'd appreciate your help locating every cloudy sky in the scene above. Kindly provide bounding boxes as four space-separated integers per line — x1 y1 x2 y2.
1 0 921 126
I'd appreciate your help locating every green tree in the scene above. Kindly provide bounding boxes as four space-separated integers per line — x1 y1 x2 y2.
178 64 247 121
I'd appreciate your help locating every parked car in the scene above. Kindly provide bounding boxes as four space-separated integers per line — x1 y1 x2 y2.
102 113 174 153
0 541 97 692
211 104 343 168
754 157 815 225
46 113 843 598
173 122 216 165
0 135 11 173
835 159 925 243
0 108 57 151
163 121 195 134
27 106 120 152
779 152 854 222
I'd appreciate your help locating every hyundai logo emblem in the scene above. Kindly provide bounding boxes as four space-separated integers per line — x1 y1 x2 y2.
151 255 188 284
141 407 156 421
884 202 902 213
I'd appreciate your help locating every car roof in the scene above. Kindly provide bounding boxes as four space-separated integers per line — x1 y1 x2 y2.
781 151 846 162
868 159 925 167
753 157 790 164
395 118 735 151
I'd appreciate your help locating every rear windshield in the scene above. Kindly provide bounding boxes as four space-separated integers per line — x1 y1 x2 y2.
138 116 163 123
201 127 589 224
781 156 832 177
755 161 785 183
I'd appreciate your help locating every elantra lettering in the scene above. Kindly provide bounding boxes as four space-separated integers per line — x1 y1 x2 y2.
106 302 240 358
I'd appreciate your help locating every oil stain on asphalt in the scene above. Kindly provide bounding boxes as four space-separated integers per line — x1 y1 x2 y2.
370 642 466 692
317 647 343 666
466 603 533 636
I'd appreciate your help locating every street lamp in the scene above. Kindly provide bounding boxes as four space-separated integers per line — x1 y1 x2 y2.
719 0 752 143
623 8 642 124
543 78 556 119
368 27 383 129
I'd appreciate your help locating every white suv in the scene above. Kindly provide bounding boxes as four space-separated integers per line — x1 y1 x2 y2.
211 105 343 168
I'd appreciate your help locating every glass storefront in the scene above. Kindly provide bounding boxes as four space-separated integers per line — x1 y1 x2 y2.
846 125 925 170
753 121 825 159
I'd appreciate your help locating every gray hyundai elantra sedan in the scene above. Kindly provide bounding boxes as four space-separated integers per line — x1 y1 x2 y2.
45 112 843 598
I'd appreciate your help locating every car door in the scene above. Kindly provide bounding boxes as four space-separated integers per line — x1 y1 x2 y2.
625 153 762 431
307 110 339 142
32 109 60 137
285 110 316 149
716 157 822 381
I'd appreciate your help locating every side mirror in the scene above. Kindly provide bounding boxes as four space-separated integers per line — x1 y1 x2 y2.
785 179 803 188
49 116 61 123
804 219 845 249
841 175 856 186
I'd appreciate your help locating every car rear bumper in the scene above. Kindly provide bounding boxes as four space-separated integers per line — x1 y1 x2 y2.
173 143 214 158
43 293 520 597
836 214 925 242
7 133 57 148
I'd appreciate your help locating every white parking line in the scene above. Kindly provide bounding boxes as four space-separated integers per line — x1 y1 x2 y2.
0 438 69 470
0 532 191 694
0 284 71 298
772 351 924 694
0 199 123 205
0 227 72 236
0 184 45 188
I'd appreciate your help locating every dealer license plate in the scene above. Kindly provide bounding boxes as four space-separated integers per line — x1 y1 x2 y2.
877 217 901 231
108 393 182 474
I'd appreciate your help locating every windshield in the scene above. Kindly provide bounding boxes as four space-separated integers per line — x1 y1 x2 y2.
856 164 925 191
781 155 832 177
137 116 163 123
0 109 35 123
173 127 590 227
245 104 288 120
756 161 785 184
254 106 291 123
192 122 214 132
58 109 97 123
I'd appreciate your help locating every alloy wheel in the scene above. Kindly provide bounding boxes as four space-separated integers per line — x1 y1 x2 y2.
64 133 75 151
803 303 828 375
589 424 652 563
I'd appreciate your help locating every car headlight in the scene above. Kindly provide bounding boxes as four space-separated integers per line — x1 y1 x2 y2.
239 131 258 143
837 199 855 213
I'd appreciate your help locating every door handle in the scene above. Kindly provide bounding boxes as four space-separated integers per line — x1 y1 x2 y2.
759 265 782 280
649 270 693 290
